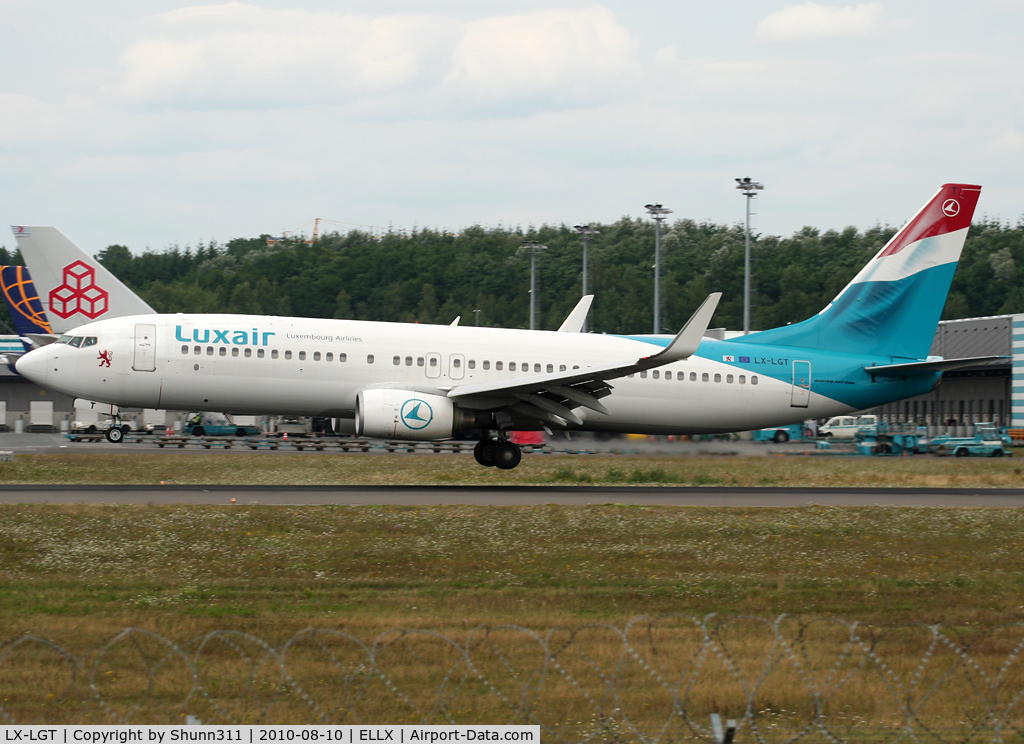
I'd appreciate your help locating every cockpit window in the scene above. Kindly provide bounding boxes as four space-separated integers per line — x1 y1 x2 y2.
68 337 83 348
56 335 71 344
82 337 97 347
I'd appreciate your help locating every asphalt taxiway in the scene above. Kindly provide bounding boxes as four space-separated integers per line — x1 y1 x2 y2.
1 485 1023 506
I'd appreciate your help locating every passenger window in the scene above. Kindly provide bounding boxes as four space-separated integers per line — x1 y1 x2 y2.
468 360 476 369
231 348 239 357
690 372 697 381
534 363 541 373
69 337 83 348
299 351 306 361
726 374 733 383
483 361 490 370
739 375 746 384
339 353 347 362
702 373 709 382
326 352 333 362
258 349 265 358
219 347 227 356
244 348 252 358
393 356 401 365
453 358 461 368
429 357 437 367
314 351 321 361
714 373 721 382
640 371 647 379
271 349 279 359
665 371 672 380
652 370 660 379
417 357 424 367
207 347 214 355
83 337 97 347
285 350 293 360
194 346 201 355
406 356 413 366
751 375 759 385
496 361 503 371
509 362 516 371
181 345 189 354
367 354 375 364
573 365 579 370
559 365 566 372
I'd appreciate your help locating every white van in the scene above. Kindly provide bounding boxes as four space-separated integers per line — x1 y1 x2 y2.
819 415 878 439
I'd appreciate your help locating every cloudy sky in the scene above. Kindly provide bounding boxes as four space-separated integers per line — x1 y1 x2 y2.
1 0 1021 252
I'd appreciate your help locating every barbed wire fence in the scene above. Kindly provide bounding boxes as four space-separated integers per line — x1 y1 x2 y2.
4 615 1024 742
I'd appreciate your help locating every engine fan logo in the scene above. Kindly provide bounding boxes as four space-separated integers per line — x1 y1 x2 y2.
400 398 433 430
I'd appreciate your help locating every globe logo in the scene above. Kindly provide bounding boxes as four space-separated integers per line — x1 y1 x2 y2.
400 398 433 430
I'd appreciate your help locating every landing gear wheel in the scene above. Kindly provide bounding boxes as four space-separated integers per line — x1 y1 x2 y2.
474 439 497 467
493 442 522 470
105 427 124 443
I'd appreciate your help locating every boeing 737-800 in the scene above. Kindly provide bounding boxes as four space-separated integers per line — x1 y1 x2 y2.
13 184 997 469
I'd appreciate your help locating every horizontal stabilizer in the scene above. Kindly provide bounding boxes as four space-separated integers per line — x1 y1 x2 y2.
865 356 1008 378
557 295 594 333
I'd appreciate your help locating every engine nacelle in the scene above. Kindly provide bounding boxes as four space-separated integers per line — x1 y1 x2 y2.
355 389 475 440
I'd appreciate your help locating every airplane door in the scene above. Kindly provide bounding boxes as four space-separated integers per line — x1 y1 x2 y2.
791 360 811 407
133 323 156 372
449 353 465 380
425 352 441 379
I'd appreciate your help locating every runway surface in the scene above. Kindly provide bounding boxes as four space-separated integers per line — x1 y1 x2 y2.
1 485 1024 506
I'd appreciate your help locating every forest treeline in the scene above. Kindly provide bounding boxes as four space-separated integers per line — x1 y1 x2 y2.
1 217 1022 335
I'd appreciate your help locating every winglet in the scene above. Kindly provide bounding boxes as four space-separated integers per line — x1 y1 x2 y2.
450 316 460 327
641 293 721 364
557 295 594 333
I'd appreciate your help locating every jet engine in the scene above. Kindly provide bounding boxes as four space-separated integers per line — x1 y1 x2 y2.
356 389 476 440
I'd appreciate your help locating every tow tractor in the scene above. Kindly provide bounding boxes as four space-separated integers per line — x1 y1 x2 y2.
929 422 1012 458
853 422 928 456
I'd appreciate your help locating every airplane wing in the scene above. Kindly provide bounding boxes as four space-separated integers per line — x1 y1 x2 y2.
448 293 721 426
557 295 594 332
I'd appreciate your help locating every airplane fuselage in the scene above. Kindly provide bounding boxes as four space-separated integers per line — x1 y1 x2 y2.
19 313 938 435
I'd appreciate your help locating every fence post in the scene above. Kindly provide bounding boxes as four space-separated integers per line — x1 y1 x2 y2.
710 713 736 743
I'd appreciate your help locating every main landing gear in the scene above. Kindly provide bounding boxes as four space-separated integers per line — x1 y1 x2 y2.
474 437 522 470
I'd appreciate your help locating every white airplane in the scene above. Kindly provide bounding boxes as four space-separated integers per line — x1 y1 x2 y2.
13 184 999 469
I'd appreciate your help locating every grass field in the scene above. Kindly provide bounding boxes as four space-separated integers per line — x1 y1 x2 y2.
2 453 1023 732
1 450 1023 486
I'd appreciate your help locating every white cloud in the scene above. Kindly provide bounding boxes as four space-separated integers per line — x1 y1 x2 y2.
107 3 640 115
112 3 461 108
757 2 907 43
443 7 641 108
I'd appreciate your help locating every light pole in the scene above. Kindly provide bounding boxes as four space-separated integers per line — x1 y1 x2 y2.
522 240 548 330
645 203 673 334
473 309 481 326
735 178 763 335
573 224 600 332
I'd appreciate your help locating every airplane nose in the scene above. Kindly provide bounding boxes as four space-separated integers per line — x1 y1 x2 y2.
15 348 48 385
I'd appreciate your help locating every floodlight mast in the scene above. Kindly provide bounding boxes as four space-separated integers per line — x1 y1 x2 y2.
522 240 548 330
645 203 673 334
735 178 763 335
573 224 600 333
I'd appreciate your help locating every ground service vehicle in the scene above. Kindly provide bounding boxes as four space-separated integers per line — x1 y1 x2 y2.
820 415 879 439
929 423 1012 457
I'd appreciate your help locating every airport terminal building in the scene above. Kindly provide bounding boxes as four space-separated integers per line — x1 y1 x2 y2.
2 314 1023 433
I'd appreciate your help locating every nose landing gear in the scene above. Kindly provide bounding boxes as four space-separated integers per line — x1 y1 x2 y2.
474 436 522 469
104 416 130 443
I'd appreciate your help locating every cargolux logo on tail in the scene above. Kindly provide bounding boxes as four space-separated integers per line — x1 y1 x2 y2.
49 261 109 319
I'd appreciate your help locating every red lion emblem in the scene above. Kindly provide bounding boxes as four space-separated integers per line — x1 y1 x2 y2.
98 350 112 368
